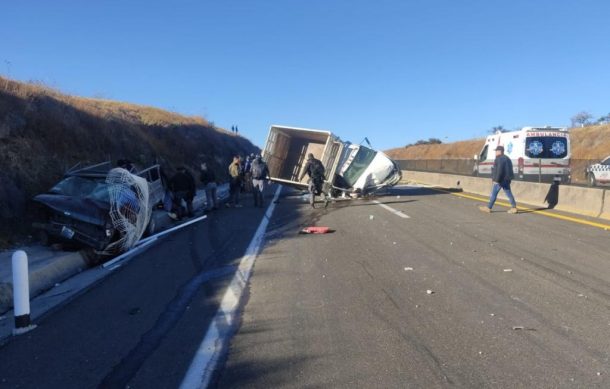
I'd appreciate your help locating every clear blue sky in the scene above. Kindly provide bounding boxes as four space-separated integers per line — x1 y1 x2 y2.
2 0 609 150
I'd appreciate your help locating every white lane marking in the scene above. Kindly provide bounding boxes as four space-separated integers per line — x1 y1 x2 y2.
180 185 283 389
372 200 410 219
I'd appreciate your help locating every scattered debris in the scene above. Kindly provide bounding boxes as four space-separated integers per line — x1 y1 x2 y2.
597 372 601 376
393 242 397 245
300 226 331 234
404 267 414 271
478 351 483 355
426 289 434 295
450 242 454 246
397 195 401 199
54 283 61 287
577 293 586 298
512 326 536 331
415 304 419 308
503 269 513 272
490 313 495 317
369 215 374 220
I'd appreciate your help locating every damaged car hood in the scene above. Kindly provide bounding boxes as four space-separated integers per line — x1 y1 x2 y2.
33 194 110 226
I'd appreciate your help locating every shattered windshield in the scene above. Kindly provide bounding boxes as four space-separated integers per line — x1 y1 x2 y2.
341 147 377 187
50 176 110 202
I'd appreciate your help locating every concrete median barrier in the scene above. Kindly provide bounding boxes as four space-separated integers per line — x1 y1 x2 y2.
601 190 610 220
555 185 605 218
402 170 609 220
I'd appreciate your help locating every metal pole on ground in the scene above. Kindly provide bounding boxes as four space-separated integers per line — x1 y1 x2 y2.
12 250 37 335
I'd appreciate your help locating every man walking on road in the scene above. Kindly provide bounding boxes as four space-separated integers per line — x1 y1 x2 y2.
227 156 243 208
299 153 326 208
200 163 218 211
479 145 518 214
250 155 270 208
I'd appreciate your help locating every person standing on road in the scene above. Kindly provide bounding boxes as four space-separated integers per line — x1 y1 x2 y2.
299 153 326 208
243 154 254 193
227 156 243 208
251 155 270 208
479 145 518 214
200 163 218 211
169 166 196 219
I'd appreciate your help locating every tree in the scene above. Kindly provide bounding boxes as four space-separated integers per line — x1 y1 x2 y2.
405 138 443 148
597 113 610 124
570 111 593 127
489 125 507 134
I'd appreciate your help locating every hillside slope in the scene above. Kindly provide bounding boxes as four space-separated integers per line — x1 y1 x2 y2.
386 125 610 160
0 77 258 246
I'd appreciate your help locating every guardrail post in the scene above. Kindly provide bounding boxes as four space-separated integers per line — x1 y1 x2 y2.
12 250 36 335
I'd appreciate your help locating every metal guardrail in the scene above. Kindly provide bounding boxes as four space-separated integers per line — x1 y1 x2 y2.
396 159 606 188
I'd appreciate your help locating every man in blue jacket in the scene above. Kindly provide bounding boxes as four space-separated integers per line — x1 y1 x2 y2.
479 145 518 214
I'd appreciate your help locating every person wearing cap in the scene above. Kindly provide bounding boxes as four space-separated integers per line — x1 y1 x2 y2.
480 145 518 214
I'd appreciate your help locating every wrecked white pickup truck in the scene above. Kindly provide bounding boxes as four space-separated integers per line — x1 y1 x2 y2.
262 125 401 198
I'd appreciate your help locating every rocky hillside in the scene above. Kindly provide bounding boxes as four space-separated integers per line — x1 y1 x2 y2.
0 76 258 247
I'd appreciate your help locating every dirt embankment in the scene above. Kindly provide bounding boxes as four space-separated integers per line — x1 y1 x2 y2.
0 77 258 247
386 125 610 160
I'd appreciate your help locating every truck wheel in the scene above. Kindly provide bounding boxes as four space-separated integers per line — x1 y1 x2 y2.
588 173 597 187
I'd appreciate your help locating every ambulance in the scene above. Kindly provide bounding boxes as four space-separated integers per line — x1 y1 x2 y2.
473 126 571 183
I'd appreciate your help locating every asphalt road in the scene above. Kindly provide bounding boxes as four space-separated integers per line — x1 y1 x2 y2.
0 184 608 388
216 185 610 388
0 196 271 389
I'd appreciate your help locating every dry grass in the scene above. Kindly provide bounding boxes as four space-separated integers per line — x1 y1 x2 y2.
386 125 610 160
0 76 257 247
386 138 484 160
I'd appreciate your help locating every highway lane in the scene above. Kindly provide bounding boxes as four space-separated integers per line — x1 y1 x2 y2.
216 185 610 388
0 200 272 389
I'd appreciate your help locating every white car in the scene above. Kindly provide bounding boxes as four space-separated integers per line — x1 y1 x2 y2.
585 156 610 187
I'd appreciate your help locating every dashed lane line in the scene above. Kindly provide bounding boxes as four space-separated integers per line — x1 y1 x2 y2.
372 200 410 219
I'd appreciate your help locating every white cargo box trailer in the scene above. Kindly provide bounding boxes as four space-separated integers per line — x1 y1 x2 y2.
262 125 401 195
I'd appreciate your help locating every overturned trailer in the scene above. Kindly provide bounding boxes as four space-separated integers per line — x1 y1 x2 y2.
262 125 401 196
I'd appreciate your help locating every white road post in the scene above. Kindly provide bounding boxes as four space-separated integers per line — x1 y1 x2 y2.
12 250 36 335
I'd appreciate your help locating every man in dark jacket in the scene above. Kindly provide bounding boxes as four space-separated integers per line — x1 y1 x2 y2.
250 155 270 208
200 163 218 211
480 145 518 214
169 166 196 218
299 153 326 208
